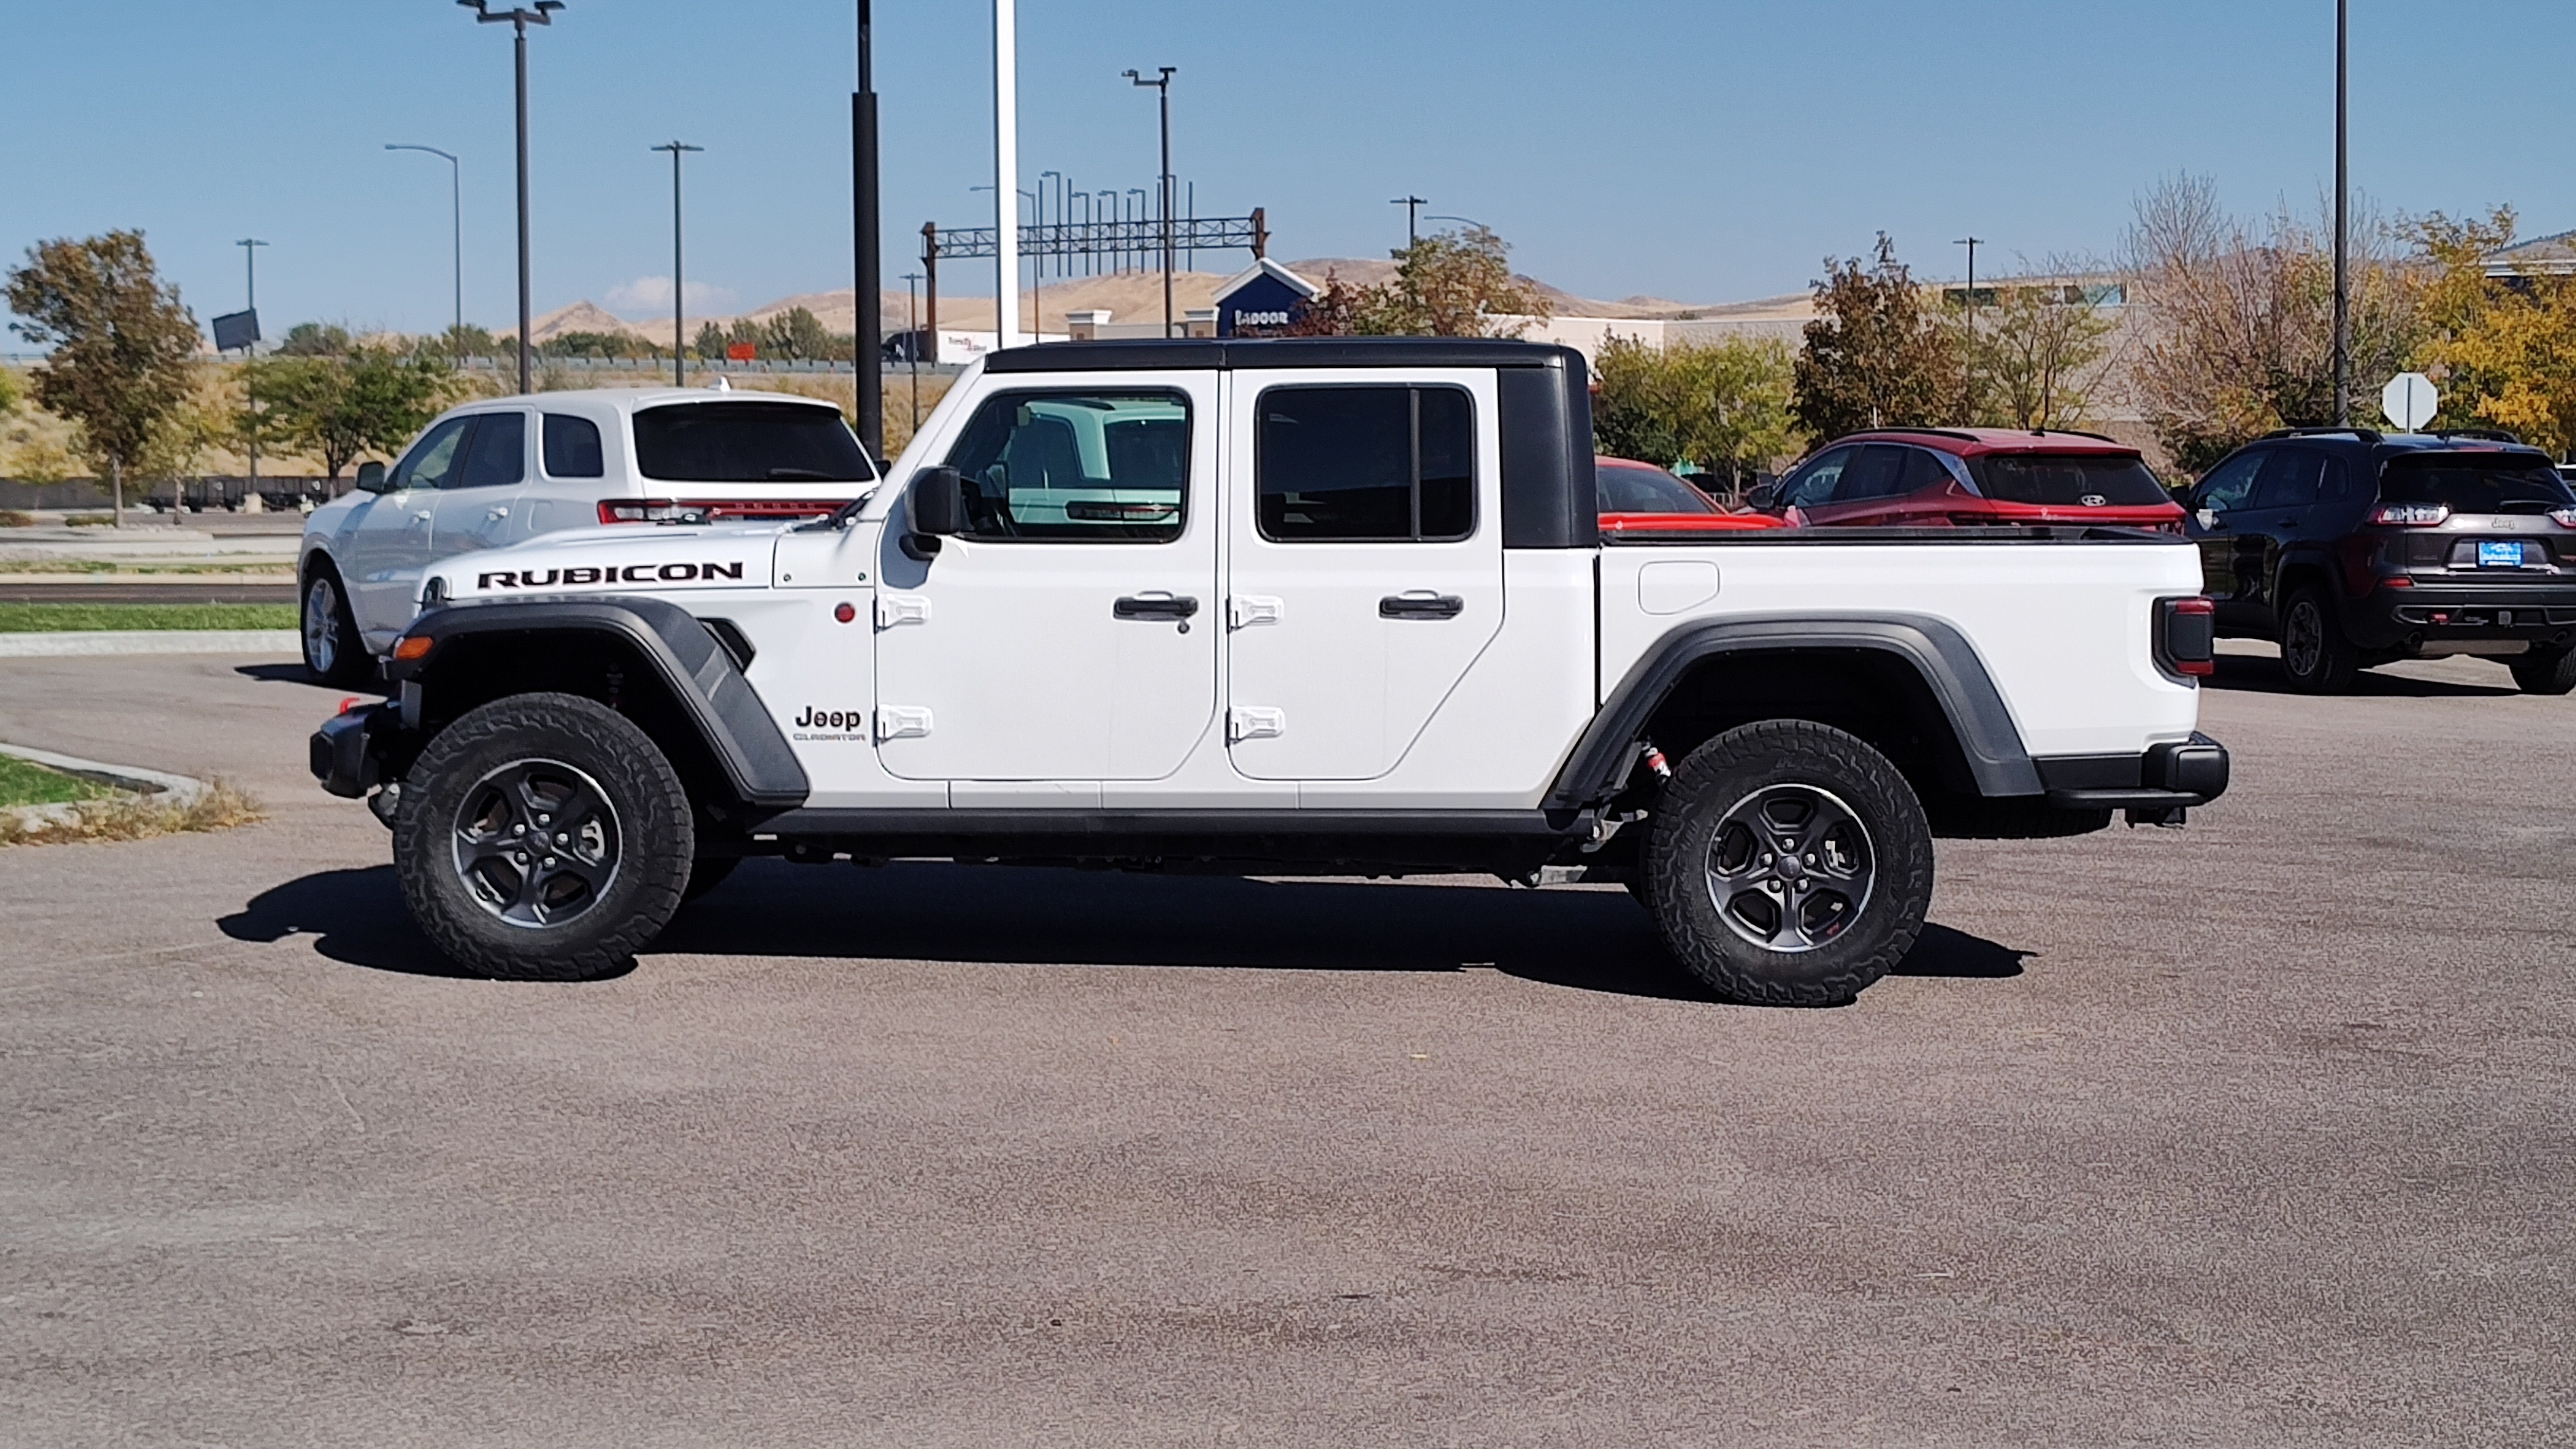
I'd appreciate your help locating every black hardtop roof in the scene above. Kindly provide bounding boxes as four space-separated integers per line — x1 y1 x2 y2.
981 336 1584 374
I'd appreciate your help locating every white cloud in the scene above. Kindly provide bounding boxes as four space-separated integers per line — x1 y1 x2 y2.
604 275 736 316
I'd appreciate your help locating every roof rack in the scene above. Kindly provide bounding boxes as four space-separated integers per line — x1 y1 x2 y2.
2428 427 2526 444
2258 426 2384 443
2027 426 2123 443
1857 426 1982 443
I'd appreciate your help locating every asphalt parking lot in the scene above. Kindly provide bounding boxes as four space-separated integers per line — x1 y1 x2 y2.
2 646 2569 1447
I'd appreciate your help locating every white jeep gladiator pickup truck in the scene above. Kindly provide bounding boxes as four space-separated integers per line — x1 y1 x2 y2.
312 338 2229 1005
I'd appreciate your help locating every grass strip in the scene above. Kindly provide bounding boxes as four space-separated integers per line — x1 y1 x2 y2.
0 779 265 846
0 602 299 632
0 753 116 807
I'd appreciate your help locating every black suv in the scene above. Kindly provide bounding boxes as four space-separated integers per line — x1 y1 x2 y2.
2183 428 2576 694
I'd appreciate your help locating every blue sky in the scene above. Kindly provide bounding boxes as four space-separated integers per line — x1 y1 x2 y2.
6 0 2573 341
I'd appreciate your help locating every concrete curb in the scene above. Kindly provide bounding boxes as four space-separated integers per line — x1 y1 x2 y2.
0 630 300 657
0 741 209 831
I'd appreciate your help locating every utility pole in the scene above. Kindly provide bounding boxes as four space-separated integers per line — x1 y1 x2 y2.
901 270 923 431
1391 195 1425 247
2332 0 2351 426
993 0 1021 348
1125 67 1177 336
237 237 267 517
852 0 883 457
1954 235 1982 426
460 0 565 396
385 146 462 364
652 141 702 388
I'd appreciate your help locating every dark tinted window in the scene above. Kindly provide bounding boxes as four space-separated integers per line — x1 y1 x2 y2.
2251 450 2326 508
1835 445 1911 501
1596 462 1715 514
452 412 525 488
391 416 470 492
941 389 1190 542
1775 447 1853 508
1257 385 1475 541
1974 452 2168 505
2379 455 2575 513
632 401 876 483
543 413 604 478
2195 450 2265 511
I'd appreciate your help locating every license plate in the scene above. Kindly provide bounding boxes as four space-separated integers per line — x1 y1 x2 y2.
2478 540 2524 568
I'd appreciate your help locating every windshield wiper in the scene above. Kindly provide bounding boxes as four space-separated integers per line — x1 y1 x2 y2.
767 467 846 482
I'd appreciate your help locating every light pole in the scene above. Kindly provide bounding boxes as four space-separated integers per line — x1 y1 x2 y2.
1127 189 1146 273
236 237 267 518
386 146 462 364
652 141 702 388
853 0 883 457
1123 67 1176 336
1955 235 1982 425
900 269 922 430
1391 195 1425 247
2332 0 2350 426
460 0 564 396
993 0 1021 349
1040 169 1062 280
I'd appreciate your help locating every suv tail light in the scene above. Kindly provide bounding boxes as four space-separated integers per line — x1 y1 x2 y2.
598 499 710 525
2368 501 2450 526
2551 507 2576 528
2155 595 2216 679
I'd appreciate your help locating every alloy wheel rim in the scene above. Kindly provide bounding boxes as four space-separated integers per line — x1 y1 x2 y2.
450 758 621 929
2284 599 2321 677
304 578 338 672
1704 782 1875 954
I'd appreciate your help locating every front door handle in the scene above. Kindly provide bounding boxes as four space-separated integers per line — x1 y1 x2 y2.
1379 592 1464 619
1113 594 1199 621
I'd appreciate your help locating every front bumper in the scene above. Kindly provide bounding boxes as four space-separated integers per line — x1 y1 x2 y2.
2037 732 2231 812
309 704 402 799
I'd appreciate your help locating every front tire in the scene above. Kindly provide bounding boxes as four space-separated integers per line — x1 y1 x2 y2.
2509 645 2576 695
2279 586 2358 694
1644 721 1933 1006
301 565 371 687
394 692 694 980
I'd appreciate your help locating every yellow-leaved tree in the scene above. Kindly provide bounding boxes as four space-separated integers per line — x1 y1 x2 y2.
2412 207 2576 455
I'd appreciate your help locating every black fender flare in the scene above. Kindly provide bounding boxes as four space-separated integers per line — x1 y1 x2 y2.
388 596 809 809
1544 613 2043 810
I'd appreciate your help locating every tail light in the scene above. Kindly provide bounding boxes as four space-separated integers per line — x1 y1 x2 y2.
2155 595 2216 679
598 499 710 525
2551 507 2576 528
2368 502 2450 526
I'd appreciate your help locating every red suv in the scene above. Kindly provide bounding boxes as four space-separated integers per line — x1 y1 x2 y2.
1756 428 2184 531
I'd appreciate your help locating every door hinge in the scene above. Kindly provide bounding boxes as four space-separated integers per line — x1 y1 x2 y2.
875 706 933 741
876 594 931 628
1226 706 1285 743
1228 594 1284 630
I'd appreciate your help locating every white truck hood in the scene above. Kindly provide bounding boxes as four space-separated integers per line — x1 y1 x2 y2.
428 522 786 602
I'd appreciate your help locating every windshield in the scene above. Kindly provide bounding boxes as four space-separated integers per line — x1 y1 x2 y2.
2379 454 2574 514
1596 462 1716 514
632 402 877 483
1970 453 2168 505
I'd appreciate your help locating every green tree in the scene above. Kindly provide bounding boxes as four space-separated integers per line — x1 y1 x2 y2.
1287 228 1548 338
693 321 730 360
252 346 452 482
1593 335 1801 496
277 321 355 357
1792 234 1961 441
0 366 21 415
540 330 662 360
3 230 203 525
1961 281 2119 430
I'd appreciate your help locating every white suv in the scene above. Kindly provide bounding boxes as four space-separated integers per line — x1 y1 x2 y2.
297 387 877 684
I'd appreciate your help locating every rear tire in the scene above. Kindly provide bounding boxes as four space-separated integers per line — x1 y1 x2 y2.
2279 587 2358 694
1644 721 1933 1006
395 692 693 980
2510 646 2576 696
301 564 372 688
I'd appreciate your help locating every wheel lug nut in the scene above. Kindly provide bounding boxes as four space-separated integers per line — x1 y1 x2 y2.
554 833 567 845
544 856 558 869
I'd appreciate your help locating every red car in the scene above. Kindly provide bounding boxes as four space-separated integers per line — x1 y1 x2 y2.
1596 456 1786 536
1756 428 2184 531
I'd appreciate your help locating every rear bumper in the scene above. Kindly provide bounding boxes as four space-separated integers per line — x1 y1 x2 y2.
2345 580 2576 650
2036 732 2231 811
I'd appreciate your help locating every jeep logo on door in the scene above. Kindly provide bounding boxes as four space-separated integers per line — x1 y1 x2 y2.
474 562 746 589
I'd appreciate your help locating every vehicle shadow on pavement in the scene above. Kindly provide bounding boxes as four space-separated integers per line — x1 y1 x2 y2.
214 865 635 981
2202 654 2516 697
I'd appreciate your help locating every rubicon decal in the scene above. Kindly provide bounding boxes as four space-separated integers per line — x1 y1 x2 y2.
475 562 747 589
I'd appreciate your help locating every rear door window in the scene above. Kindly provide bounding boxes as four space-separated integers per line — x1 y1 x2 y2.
2378 455 2575 514
1256 384 1475 541
452 411 525 488
1975 452 2169 505
632 401 877 483
2250 450 2326 509
1833 445 1911 502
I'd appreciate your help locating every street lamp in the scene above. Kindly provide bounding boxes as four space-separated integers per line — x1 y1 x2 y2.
385 145 462 365
236 237 267 518
899 269 923 430
652 141 702 388
993 0 1021 349
1391 195 1425 247
1425 213 1487 232
1954 235 1982 425
1123 67 1176 336
853 0 883 457
2332 0 2350 426
1040 169 1062 279
1127 189 1146 274
459 0 565 396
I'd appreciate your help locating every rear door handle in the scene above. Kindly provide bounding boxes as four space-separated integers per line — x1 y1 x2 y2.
1113 594 1199 620
1380 592 1464 619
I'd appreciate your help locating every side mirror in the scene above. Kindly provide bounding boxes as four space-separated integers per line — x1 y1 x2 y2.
1745 482 1780 512
908 465 963 537
355 460 392 494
